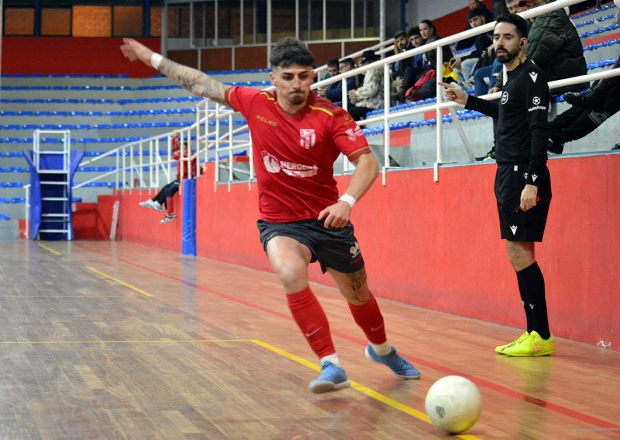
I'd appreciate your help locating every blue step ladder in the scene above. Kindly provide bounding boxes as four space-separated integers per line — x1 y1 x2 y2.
24 130 84 240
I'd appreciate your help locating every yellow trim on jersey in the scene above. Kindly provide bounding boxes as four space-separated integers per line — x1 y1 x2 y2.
347 146 372 160
260 91 277 103
308 105 334 117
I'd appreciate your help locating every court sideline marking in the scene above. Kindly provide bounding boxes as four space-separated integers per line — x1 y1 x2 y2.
0 337 480 439
73 243 620 433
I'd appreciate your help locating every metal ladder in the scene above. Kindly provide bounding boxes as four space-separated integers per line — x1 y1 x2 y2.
33 129 72 240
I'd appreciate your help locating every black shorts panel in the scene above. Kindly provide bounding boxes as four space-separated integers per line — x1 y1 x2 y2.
494 163 552 242
257 219 365 273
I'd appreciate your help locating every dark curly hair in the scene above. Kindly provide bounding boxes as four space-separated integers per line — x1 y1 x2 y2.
269 37 315 69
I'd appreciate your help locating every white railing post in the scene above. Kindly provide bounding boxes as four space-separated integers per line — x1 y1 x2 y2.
24 183 30 240
383 62 391 180
435 46 444 182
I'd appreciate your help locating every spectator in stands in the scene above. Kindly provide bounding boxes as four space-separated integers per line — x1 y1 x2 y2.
456 0 496 51
121 36 420 393
441 13 556 357
338 57 358 107
394 27 427 103
548 56 620 154
494 0 509 18
348 50 384 121
450 7 493 90
493 2 588 96
139 130 179 211
415 19 453 100
316 59 342 103
391 30 411 83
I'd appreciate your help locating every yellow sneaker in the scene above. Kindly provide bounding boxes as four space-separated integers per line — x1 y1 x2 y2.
503 331 556 357
495 332 530 354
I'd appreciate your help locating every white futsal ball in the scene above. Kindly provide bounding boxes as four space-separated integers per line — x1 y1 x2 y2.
425 375 482 434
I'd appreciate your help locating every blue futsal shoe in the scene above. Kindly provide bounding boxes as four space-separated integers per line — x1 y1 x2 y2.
308 362 351 394
365 345 421 379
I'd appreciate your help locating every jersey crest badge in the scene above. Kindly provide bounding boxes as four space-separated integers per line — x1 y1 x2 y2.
300 129 316 149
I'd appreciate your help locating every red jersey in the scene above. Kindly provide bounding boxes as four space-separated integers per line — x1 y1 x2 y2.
225 87 371 222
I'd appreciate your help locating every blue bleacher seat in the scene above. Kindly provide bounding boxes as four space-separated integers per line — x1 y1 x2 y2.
0 214 10 220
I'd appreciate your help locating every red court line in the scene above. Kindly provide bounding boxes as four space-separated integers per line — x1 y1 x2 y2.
584 31 620 48
75 243 620 433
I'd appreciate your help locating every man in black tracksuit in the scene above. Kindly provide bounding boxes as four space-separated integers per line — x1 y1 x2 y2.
440 13 556 357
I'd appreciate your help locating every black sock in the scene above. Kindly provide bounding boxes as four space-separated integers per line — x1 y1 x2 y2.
517 262 550 339
516 273 534 333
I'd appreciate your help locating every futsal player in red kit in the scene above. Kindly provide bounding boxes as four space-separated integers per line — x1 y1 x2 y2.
121 37 420 393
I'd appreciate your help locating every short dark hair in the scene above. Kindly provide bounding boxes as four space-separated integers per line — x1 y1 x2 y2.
269 37 315 69
339 57 355 69
327 58 339 68
407 26 421 38
393 30 407 40
495 13 529 39
466 7 485 21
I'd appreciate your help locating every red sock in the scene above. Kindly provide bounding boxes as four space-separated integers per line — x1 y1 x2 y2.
286 287 335 359
348 294 387 344
166 197 174 215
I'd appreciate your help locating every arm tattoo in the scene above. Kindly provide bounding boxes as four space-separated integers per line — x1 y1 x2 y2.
159 58 228 106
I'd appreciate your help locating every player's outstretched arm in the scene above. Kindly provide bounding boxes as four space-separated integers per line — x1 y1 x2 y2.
120 38 228 106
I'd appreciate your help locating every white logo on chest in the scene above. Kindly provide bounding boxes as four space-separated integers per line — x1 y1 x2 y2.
501 91 509 104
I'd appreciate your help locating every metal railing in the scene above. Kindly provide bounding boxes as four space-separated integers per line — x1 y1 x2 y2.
59 0 620 195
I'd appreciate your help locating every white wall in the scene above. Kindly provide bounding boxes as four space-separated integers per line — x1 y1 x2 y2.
404 0 469 29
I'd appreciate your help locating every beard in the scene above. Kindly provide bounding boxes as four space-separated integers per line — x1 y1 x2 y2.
496 46 520 64
288 93 305 105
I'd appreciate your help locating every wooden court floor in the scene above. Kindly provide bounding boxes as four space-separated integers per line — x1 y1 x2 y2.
0 241 619 440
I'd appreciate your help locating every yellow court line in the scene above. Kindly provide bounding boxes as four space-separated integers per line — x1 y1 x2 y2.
0 336 481 437
38 243 61 256
252 339 482 440
85 265 154 297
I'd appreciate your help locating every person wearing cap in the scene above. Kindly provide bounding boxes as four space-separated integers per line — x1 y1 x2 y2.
347 50 385 121
492 1 587 96
441 13 556 357
121 36 421 394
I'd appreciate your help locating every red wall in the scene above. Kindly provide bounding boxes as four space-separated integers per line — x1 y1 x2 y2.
3 37 160 77
433 0 494 38
73 195 120 240
118 154 620 349
119 188 183 253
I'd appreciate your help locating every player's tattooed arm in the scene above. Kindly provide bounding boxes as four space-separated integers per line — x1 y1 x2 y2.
159 58 228 106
